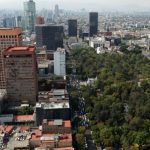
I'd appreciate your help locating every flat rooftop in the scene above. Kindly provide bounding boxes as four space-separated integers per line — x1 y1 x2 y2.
54 147 74 150
0 27 22 35
46 120 71 128
0 114 13 118
7 126 31 150
13 115 34 122
36 102 70 109
3 46 35 55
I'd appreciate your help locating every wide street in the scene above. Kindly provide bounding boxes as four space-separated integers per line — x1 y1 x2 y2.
68 71 97 150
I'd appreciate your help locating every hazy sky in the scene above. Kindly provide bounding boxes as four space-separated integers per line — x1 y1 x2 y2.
0 0 150 11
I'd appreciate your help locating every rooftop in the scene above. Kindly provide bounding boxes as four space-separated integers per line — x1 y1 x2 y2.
56 48 66 53
13 115 34 122
3 46 35 55
38 90 69 102
0 125 14 134
54 119 63 126
7 126 31 149
54 147 74 150
46 120 71 128
0 114 13 118
31 132 72 142
36 102 70 109
0 27 22 35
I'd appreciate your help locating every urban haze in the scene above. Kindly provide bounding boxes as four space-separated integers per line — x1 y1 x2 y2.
1 0 150 11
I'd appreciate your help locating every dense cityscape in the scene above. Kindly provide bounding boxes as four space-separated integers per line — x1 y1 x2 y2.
1 0 150 150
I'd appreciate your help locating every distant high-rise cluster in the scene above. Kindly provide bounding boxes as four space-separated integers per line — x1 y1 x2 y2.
24 0 36 33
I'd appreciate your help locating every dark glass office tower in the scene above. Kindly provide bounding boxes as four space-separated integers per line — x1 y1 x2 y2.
68 19 77 37
36 25 64 50
89 12 98 37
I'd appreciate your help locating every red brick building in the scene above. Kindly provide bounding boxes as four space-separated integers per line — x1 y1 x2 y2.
0 27 22 89
3 46 37 106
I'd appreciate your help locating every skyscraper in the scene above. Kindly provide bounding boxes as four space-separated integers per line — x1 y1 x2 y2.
36 25 64 50
89 12 98 37
24 0 36 33
0 27 22 89
54 4 59 18
68 19 77 37
3 46 37 106
15 16 22 28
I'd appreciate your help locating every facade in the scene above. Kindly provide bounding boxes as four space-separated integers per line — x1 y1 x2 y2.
36 25 64 50
15 16 22 28
89 12 98 37
3 46 37 106
24 0 36 32
0 52 5 89
68 19 77 37
0 27 22 50
0 27 22 89
54 48 66 76
0 89 7 113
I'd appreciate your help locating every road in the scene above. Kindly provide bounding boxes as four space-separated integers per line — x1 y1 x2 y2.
85 130 97 150
69 72 97 150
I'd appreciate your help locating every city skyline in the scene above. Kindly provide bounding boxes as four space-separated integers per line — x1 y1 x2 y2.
1 0 150 12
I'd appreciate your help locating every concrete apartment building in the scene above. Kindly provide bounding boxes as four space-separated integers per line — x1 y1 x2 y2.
35 102 70 126
3 46 37 106
0 27 22 89
54 48 66 76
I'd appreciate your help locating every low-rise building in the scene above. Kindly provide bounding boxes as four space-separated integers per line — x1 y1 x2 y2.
38 89 69 103
35 102 70 126
42 119 71 134
30 130 73 149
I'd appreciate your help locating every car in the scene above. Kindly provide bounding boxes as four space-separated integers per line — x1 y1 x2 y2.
85 143 88 148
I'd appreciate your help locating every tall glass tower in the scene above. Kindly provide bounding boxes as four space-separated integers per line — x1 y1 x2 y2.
89 12 98 37
24 0 36 33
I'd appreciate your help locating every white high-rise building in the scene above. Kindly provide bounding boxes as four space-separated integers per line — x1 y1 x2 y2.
54 48 66 76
